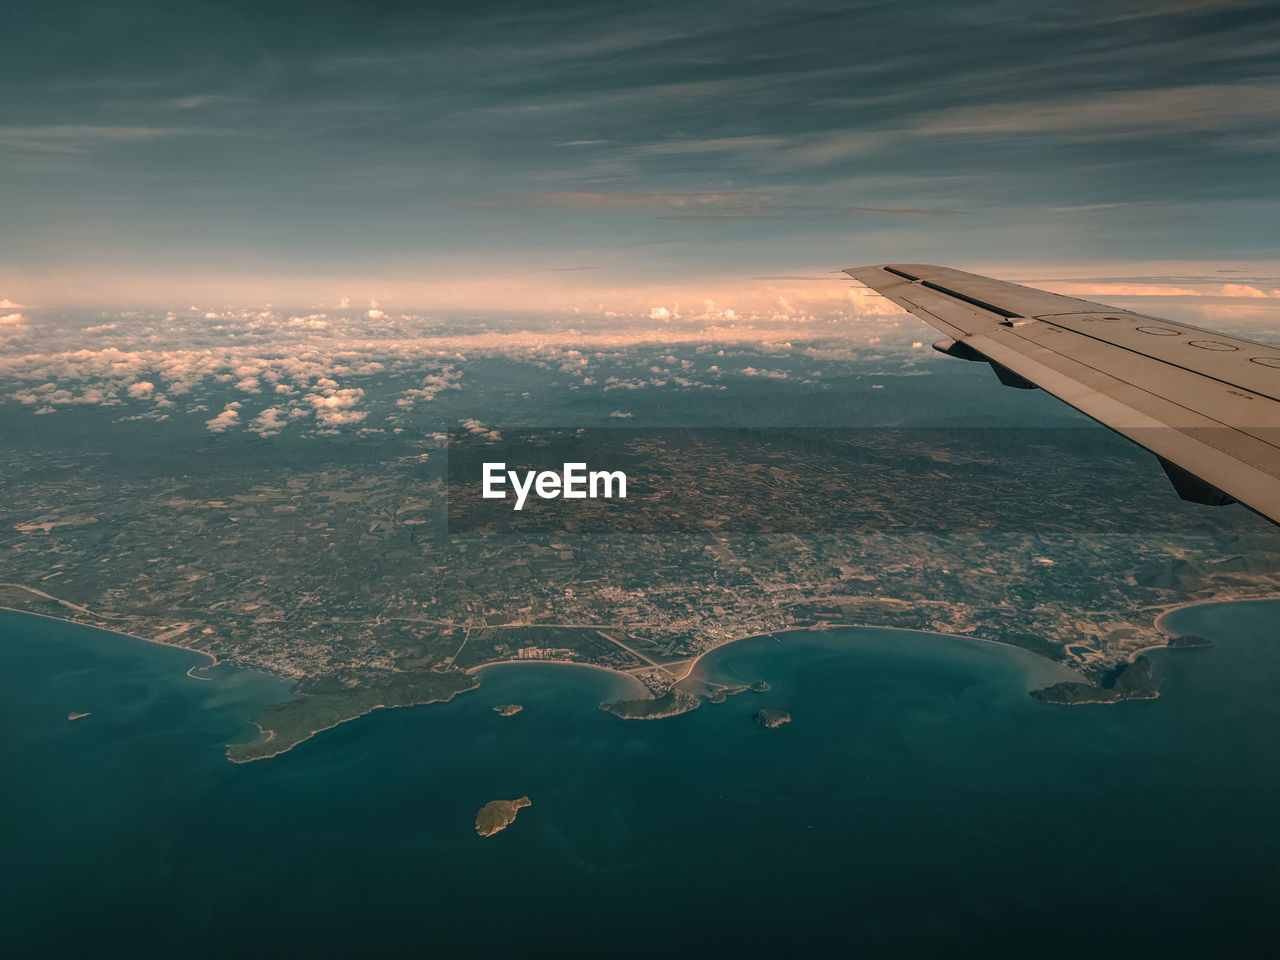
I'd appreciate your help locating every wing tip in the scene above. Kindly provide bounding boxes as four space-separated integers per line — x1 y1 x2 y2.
842 263 890 280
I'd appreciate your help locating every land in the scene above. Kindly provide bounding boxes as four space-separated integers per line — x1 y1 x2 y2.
755 709 791 728
1166 634 1213 648
3 426 1279 760
226 671 478 762
475 797 531 837
1031 655 1163 705
67 712 90 721
602 689 701 719
492 704 522 716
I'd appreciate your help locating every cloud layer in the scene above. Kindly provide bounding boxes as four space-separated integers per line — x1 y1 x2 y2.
3 0 1279 302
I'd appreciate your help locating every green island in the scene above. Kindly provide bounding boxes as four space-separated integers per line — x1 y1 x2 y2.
475 797 531 837
492 704 523 717
755 709 791 728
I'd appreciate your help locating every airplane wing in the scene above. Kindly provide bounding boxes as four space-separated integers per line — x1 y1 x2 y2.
845 263 1280 525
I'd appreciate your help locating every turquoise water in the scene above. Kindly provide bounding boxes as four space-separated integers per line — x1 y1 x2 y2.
3 604 1279 957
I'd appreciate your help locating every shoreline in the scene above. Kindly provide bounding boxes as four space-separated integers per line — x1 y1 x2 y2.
1151 594 1280 636
675 621 1086 691
10 588 1279 764
0 603 219 669
226 683 479 764
1116 593 1280 665
466 658 651 698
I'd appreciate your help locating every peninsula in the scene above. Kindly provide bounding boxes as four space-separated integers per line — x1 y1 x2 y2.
1031 655 1163 705
601 689 700 719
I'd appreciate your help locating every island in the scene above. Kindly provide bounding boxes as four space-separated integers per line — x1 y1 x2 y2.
67 712 90 721
750 680 771 692
492 704 523 717
475 797 531 837
755 709 791 728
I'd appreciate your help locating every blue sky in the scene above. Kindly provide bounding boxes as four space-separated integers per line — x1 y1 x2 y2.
4 0 1280 308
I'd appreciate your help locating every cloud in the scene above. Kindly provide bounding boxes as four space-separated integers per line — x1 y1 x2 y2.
460 418 501 440
524 189 771 212
778 130 892 167
634 135 785 155
516 187 955 220
913 82 1280 137
0 125 178 153
204 401 241 433
249 406 289 437
9 259 1271 439
394 367 463 408
306 386 366 426
1044 281 1280 299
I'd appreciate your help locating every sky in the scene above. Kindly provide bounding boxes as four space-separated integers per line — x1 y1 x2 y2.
4 0 1280 313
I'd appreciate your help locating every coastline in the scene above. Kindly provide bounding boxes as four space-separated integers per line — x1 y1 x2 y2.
226 683 480 764
11 588 1279 764
1151 594 1280 637
0 602 1111 760
0 603 219 670
467 658 651 699
1111 593 1280 665
675 621 1085 692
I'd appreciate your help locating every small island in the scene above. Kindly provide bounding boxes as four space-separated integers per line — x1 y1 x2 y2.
1166 634 1212 649
475 796 531 837
755 709 791 728
750 680 771 693
707 683 748 704
492 704 523 717
67 712 90 721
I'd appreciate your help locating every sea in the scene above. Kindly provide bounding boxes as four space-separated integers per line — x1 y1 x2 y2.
3 603 1278 957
